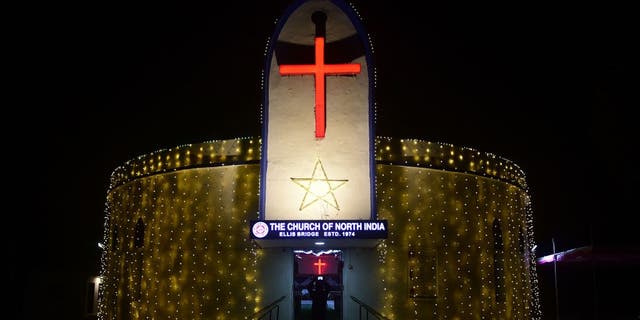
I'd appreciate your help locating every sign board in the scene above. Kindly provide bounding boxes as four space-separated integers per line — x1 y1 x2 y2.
250 220 387 240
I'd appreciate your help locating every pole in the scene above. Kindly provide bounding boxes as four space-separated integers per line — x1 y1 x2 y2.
553 238 560 320
590 222 598 319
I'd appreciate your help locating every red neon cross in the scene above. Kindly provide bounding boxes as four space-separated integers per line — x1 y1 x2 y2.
313 258 327 274
279 37 361 138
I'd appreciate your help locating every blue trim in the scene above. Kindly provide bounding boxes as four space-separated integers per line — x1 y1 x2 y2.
260 0 307 219
259 0 377 220
333 0 378 220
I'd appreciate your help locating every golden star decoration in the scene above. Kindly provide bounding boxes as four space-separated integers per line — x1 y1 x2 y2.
290 159 348 211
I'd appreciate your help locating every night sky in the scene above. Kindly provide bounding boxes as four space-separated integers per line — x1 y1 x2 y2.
18 1 635 319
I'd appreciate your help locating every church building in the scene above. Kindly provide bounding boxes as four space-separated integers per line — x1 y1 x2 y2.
98 0 541 319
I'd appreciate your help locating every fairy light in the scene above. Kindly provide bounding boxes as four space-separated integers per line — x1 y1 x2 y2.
99 137 542 319
98 138 262 319
375 138 540 319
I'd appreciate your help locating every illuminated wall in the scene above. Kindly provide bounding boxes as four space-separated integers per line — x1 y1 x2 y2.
375 138 540 319
99 137 540 319
99 139 264 320
263 0 374 221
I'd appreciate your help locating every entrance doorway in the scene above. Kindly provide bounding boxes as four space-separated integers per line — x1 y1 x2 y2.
293 250 343 320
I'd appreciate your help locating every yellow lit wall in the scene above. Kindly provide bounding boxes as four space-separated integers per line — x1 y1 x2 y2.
375 138 540 319
99 137 540 319
99 139 263 320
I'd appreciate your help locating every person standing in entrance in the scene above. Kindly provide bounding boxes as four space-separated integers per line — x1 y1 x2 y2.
310 276 330 319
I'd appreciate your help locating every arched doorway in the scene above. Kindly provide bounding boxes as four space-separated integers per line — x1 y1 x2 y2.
293 250 344 320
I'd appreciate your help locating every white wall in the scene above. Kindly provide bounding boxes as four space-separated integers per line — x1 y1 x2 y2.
342 248 382 318
257 248 294 319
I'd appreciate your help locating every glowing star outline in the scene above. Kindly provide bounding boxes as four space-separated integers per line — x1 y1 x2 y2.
290 159 348 211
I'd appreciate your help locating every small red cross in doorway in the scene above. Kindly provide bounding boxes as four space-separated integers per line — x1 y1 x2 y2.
313 257 328 274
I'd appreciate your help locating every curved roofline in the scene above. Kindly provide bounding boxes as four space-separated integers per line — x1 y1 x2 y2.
108 137 527 192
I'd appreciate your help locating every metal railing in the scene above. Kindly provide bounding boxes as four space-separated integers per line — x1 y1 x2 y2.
248 295 286 320
351 296 390 320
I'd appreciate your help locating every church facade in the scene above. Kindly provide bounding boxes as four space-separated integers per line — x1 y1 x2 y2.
98 1 540 319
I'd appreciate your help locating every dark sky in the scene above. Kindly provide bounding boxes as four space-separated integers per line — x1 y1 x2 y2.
18 0 634 319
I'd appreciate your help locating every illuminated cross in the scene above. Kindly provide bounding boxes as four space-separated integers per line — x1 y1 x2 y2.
279 13 361 138
314 258 327 274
